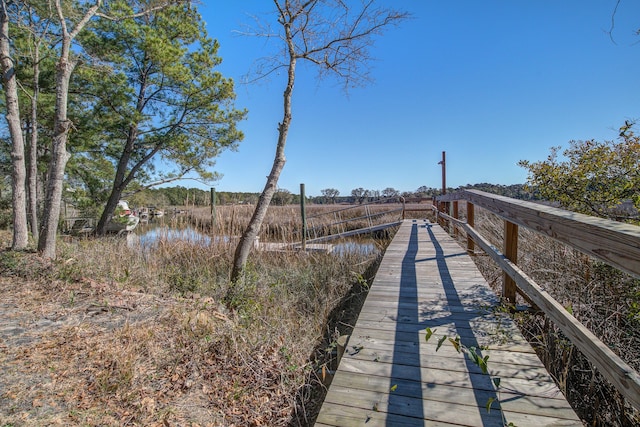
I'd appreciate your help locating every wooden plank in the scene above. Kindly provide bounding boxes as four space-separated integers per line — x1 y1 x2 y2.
315 403 462 427
337 357 565 399
467 201 475 253
502 220 518 303
341 347 559 384
357 297 498 314
321 382 580 426
348 319 530 348
315 220 581 426
343 334 541 363
329 373 578 419
361 293 497 309
464 221 640 410
354 307 510 325
322 385 505 426
347 326 536 354
305 221 402 243
462 189 640 278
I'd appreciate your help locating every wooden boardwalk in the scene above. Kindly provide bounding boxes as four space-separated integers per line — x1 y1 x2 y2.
315 219 581 427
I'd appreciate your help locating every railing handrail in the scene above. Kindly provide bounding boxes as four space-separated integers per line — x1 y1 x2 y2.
448 189 640 277
306 196 405 220
301 196 406 244
307 208 403 231
433 189 640 410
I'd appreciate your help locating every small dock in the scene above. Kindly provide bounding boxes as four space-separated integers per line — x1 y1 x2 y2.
315 219 581 426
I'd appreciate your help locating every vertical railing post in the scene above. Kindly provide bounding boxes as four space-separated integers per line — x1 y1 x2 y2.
442 201 447 227
300 183 307 251
210 188 216 232
503 220 518 305
452 200 459 237
439 151 446 195
466 201 475 254
431 196 436 223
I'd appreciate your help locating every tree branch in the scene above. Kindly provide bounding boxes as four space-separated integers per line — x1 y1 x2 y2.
121 172 203 198
94 2 188 22
608 0 621 44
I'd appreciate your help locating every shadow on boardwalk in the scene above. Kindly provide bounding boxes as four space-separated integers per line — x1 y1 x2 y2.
386 221 500 426
314 219 581 426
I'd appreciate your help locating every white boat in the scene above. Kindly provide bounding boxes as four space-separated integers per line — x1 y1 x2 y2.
105 200 140 233
105 214 140 233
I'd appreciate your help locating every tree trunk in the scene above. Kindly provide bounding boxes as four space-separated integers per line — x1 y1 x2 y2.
235 0 406 292
95 68 148 235
229 27 297 286
38 1 101 258
95 131 135 235
0 0 28 250
38 59 73 258
28 41 40 242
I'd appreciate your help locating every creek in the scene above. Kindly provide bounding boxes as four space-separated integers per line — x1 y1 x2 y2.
128 224 379 256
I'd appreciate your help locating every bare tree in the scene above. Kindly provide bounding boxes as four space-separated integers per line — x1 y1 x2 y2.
1 0 28 250
381 187 399 198
321 187 339 203
229 0 409 286
351 187 368 204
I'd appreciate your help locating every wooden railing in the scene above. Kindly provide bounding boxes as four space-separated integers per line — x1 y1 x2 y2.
300 196 405 246
434 189 640 410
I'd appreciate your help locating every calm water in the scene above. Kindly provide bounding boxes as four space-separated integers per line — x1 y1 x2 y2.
129 226 224 249
130 225 378 256
332 241 378 256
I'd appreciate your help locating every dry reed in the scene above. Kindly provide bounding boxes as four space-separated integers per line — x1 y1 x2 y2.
449 206 639 426
0 214 388 426
186 202 413 243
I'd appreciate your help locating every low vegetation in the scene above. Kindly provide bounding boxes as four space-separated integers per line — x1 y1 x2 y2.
456 207 639 426
0 214 389 425
2 197 638 425
184 202 412 242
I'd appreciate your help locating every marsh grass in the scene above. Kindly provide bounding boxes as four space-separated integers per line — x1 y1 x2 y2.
452 207 640 426
186 203 408 243
186 204 300 241
0 213 388 425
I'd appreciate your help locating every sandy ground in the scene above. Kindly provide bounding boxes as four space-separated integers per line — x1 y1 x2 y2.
0 270 300 426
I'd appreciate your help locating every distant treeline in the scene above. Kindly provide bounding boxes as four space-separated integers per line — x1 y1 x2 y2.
128 183 534 207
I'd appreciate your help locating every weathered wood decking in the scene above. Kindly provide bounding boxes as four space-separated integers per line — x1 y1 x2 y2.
315 219 581 426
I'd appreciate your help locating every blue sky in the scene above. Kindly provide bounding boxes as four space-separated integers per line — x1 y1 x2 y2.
190 1 640 197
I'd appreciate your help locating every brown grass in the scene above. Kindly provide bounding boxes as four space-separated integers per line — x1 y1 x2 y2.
185 202 419 242
449 206 640 426
0 212 389 426
183 204 302 242
9 198 636 425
